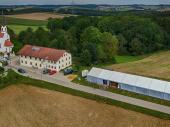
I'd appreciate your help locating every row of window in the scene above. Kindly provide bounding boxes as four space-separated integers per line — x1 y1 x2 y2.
21 56 71 64
21 60 71 70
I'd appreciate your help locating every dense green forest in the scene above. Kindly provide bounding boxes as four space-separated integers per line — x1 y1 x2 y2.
10 12 170 66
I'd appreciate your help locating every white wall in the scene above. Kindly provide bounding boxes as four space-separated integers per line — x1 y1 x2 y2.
19 52 72 72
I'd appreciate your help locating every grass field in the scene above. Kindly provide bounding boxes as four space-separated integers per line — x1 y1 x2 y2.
0 16 48 34
108 51 170 81
115 55 146 64
0 85 169 127
8 25 47 34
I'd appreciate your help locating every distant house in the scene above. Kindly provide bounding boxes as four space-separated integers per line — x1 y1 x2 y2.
18 45 72 72
87 67 170 101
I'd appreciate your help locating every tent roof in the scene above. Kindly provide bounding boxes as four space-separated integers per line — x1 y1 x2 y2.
88 67 170 94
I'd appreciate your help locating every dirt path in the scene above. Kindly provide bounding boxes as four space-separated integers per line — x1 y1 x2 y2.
0 85 169 127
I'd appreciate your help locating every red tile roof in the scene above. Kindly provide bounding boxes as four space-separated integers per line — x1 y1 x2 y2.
18 45 66 62
4 40 13 47
0 33 4 38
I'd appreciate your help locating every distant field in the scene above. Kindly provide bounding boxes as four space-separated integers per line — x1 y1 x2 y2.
8 25 47 34
0 85 169 127
7 12 75 21
0 16 47 26
0 16 47 34
108 51 170 81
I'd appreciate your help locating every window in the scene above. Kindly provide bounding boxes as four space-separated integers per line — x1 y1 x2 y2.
35 63 37 66
40 64 42 67
59 66 60 69
25 61 27 64
21 60 23 63
103 80 108 85
30 56 32 59
30 62 32 65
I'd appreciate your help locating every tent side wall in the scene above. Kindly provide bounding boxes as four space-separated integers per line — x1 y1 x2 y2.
87 76 104 85
119 83 170 101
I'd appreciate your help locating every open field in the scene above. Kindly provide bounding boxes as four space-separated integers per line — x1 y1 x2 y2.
8 25 47 34
7 13 75 21
0 85 169 127
0 16 47 34
108 51 170 81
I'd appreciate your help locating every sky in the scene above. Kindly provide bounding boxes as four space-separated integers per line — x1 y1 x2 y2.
0 0 170 5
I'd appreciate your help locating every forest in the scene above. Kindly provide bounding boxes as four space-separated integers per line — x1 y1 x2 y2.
10 13 170 66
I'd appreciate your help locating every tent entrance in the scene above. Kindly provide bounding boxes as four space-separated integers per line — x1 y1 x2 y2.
109 81 118 88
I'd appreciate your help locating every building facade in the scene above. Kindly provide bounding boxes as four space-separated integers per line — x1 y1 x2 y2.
87 67 170 101
0 26 13 56
18 45 72 72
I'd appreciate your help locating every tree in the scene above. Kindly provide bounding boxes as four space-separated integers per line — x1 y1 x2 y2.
80 50 91 66
34 27 49 46
81 26 102 45
117 34 128 55
101 32 118 60
129 38 143 55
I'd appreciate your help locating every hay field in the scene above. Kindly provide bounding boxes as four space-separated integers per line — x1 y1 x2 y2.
108 51 170 81
7 13 74 21
0 85 169 127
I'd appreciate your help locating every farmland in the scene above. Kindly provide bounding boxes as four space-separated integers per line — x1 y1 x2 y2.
108 51 170 81
0 85 169 127
0 16 48 34
7 12 75 21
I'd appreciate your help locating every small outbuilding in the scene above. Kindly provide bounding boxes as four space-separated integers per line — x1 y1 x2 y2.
87 67 170 101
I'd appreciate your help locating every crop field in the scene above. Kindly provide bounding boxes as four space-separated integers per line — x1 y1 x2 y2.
108 51 170 81
8 25 47 34
7 12 75 21
0 16 47 34
0 85 169 127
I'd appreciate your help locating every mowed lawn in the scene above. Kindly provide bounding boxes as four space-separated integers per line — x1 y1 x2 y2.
108 51 170 81
0 85 169 127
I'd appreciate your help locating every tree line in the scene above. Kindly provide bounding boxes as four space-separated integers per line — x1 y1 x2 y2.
11 14 170 66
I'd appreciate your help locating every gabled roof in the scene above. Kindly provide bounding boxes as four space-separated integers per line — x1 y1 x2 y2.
18 45 66 62
4 40 13 47
88 67 170 94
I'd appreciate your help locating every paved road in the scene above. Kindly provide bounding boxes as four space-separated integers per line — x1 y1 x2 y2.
8 59 170 114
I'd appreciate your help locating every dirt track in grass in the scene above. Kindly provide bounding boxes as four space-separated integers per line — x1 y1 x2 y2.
0 85 169 127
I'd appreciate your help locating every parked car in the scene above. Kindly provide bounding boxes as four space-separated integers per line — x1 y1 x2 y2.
49 70 57 75
64 67 74 75
18 68 26 74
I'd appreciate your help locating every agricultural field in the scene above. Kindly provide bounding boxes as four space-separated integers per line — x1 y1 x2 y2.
0 16 48 34
7 12 75 21
108 51 170 81
0 85 169 127
8 25 47 34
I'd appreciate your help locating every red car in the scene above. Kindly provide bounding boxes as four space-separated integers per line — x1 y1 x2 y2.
49 70 57 75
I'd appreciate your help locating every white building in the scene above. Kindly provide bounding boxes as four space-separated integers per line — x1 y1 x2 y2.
18 45 72 72
87 67 170 101
0 26 14 56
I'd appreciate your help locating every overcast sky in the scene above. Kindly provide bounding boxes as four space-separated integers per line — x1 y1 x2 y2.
0 0 170 5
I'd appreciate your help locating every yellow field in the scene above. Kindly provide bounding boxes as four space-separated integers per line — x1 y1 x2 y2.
0 85 169 127
108 51 170 81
